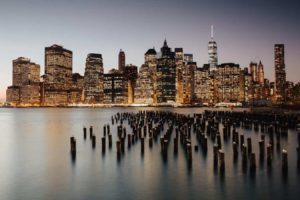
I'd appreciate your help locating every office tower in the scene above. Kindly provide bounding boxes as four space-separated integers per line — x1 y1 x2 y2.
274 44 286 102
124 64 138 104
84 53 104 103
44 44 73 106
175 48 184 103
69 73 84 104
215 63 241 102
194 64 214 104
208 25 218 72
249 62 258 82
6 57 41 106
118 49 125 72
184 54 193 63
103 69 128 104
156 40 176 103
182 62 196 104
135 48 157 104
257 61 264 85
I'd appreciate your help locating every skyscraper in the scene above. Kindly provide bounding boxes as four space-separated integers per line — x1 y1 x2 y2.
175 48 184 103
249 62 258 82
208 25 218 72
44 44 73 105
103 69 128 104
274 44 286 102
84 53 104 103
135 48 157 104
118 49 125 72
257 60 264 85
124 64 138 104
6 57 41 106
156 40 176 103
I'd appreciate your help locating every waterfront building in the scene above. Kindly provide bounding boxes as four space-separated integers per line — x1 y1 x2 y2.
274 44 286 102
215 63 241 103
156 40 176 103
135 49 157 104
182 62 196 104
124 64 138 104
194 64 214 104
43 45 73 106
70 73 84 104
6 57 41 106
83 53 104 103
103 69 128 104
118 49 125 72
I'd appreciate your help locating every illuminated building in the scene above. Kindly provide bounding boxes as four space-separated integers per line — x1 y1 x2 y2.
257 61 264 85
124 64 138 104
215 63 241 102
194 64 214 104
208 26 218 72
175 48 184 103
43 45 73 106
274 44 286 102
103 69 128 104
6 57 41 106
156 40 176 103
135 48 157 104
83 53 104 103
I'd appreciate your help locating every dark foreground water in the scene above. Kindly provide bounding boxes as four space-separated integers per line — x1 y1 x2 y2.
0 108 299 200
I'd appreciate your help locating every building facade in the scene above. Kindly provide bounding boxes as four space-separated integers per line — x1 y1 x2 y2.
118 49 125 72
274 44 286 102
6 57 41 106
208 26 218 72
156 40 176 103
83 53 104 103
103 69 128 104
43 45 73 106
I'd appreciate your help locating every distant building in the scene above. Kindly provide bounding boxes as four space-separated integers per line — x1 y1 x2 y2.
274 44 286 102
257 61 264 85
184 54 193 63
156 40 176 103
70 73 84 104
175 48 184 103
135 48 157 104
194 64 214 104
6 57 41 106
215 63 241 102
43 45 73 106
182 62 196 104
208 26 218 72
118 49 125 72
249 62 258 82
124 64 138 104
84 53 104 103
103 69 128 104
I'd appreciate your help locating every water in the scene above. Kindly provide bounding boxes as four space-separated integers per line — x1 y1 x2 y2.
0 108 299 200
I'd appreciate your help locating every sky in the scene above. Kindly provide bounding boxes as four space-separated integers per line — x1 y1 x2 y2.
0 0 299 101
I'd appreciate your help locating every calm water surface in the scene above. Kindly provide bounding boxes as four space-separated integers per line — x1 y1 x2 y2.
0 108 299 200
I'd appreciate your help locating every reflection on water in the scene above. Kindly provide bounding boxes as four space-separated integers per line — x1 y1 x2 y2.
0 107 299 200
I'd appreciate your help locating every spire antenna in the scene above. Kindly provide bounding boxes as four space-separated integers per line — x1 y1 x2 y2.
211 25 214 39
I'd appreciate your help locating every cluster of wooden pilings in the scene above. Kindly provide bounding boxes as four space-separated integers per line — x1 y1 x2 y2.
70 110 300 175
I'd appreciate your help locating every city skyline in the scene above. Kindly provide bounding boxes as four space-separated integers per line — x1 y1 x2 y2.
0 0 300 101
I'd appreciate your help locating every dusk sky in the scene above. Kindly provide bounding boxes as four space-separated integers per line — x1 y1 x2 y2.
0 0 299 101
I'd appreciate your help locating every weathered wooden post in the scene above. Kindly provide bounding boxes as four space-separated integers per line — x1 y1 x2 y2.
282 149 288 172
83 127 87 139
